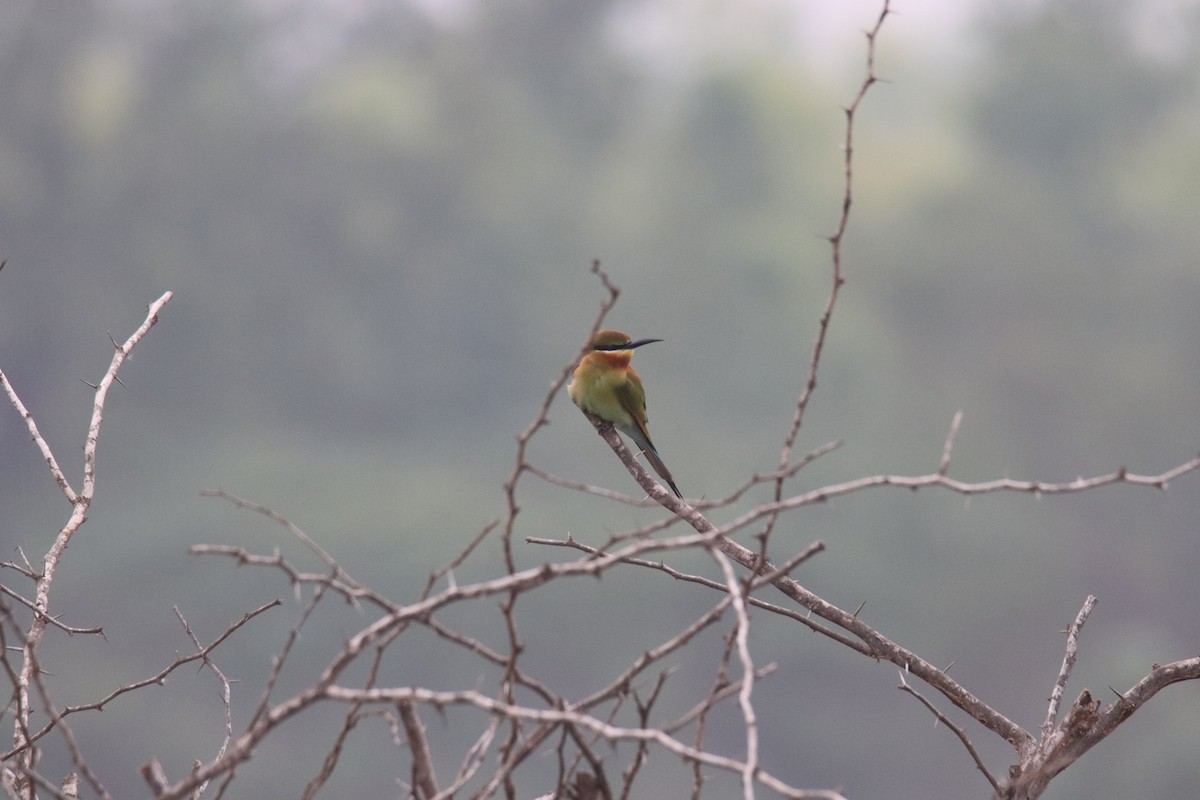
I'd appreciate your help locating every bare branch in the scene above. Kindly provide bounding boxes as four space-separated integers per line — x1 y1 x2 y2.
528 535 862 652
525 464 660 507
529 439 842 511
80 293 173 502
718 456 1200 539
769 0 892 530
421 517 499 601
248 582 331 729
171 607 234 799
199 489 338 566
503 259 621 563
0 372 77 504
711 551 758 800
483 260 625 792
3 600 279 762
664 665 778 736
1041 595 1097 742
898 668 1001 795
398 700 439 799
322 686 846 800
938 410 965 476
0 585 103 637
580 413 693 511
994 656 1200 800
428 716 501 800
574 598 732 711
25 649 112 800
7 292 173 783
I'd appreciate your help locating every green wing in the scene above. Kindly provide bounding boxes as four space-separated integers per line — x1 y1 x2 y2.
613 375 648 431
613 376 683 498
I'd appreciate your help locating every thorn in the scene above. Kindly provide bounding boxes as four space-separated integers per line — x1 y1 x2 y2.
852 599 867 618
114 375 128 390
80 378 99 389
108 331 120 349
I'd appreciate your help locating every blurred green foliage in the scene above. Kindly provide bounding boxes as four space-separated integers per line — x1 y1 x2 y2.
2 0 1198 797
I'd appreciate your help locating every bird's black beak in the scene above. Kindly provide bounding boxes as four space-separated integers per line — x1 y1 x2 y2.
626 338 663 349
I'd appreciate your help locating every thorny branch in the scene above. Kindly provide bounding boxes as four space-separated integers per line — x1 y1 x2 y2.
765 0 892 543
898 668 1002 795
3 600 279 763
3 292 173 799
1041 595 1097 743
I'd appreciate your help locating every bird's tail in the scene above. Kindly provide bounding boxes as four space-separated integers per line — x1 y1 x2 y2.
624 421 684 500
642 446 684 500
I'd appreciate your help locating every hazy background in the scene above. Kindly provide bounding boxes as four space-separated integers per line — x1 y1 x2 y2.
2 0 1198 797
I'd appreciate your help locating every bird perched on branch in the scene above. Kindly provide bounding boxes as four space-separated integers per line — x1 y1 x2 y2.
569 329 683 499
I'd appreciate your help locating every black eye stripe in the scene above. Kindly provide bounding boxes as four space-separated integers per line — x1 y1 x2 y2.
594 343 632 351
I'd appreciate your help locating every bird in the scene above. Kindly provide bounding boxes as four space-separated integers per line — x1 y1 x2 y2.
568 329 683 499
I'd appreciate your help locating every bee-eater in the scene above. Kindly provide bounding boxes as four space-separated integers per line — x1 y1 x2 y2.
569 329 683 499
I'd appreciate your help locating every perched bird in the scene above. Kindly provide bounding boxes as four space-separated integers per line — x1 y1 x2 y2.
569 329 683 499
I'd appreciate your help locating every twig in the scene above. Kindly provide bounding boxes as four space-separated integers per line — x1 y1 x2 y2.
718 456 1200 538
428 716 501 800
0 371 77 504
710 550 758 800
0 585 104 637
1041 595 1097 742
6 292 173 780
188 544 388 611
1007 658 1200 796
3 600 279 761
769 0 892 532
198 489 363 601
421 517 500 600
397 700 439 799
574 599 732 712
490 260 623 787
581 413 692 512
897 668 1001 795
528 439 842 511
322 686 845 800
664 665 777 735
938 410 964 475
171 607 234 799
25 649 113 800
247 581 331 729
618 670 670 800
504 259 620 564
